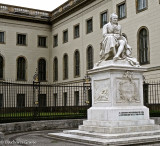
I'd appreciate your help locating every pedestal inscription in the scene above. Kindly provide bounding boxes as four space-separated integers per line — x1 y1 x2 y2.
94 79 109 103
119 111 144 116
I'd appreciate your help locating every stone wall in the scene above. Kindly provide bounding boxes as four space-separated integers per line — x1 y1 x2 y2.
0 119 83 135
0 118 160 135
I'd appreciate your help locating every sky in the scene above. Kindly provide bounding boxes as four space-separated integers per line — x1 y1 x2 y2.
0 0 68 11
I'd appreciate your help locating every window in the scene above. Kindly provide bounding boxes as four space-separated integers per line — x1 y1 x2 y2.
63 92 67 106
86 18 93 34
53 93 58 107
0 94 3 108
87 46 93 70
38 94 46 107
53 34 58 47
63 30 68 43
63 54 68 80
138 28 149 65
117 1 126 19
53 57 58 81
74 91 79 106
38 36 47 47
17 94 25 107
74 24 80 39
17 34 26 45
17 57 26 81
136 0 147 12
38 59 46 81
100 11 108 28
74 50 80 77
0 56 3 79
0 32 5 43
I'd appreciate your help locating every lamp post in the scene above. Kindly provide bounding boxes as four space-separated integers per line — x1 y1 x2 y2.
33 68 40 117
84 74 91 106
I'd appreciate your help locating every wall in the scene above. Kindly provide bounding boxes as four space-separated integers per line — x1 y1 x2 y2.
0 119 83 134
51 0 113 83
0 18 51 82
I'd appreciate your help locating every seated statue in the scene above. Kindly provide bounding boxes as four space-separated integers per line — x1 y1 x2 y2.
97 13 139 67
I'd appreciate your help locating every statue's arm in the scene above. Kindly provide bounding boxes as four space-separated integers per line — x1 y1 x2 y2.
119 25 122 36
102 24 108 38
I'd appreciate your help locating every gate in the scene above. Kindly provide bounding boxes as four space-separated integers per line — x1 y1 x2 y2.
143 81 160 116
0 80 91 123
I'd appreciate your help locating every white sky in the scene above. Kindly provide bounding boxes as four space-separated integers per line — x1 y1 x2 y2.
0 0 68 11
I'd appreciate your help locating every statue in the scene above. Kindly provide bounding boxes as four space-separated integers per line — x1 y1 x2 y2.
97 13 140 67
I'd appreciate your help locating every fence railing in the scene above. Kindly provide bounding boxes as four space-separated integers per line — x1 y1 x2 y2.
1 79 160 123
0 80 91 123
143 81 160 116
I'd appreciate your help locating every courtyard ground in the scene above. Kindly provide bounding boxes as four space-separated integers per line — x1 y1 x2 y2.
3 129 89 146
2 129 160 146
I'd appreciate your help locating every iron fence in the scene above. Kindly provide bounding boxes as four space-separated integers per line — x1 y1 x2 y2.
143 81 160 116
1 79 160 123
0 80 92 123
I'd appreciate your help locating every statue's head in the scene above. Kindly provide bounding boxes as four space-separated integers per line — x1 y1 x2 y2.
110 13 118 24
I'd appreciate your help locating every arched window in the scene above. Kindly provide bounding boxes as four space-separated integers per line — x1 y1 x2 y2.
74 50 80 77
0 56 3 79
63 54 68 80
53 57 58 81
38 58 46 81
17 57 26 80
87 46 93 70
138 28 149 65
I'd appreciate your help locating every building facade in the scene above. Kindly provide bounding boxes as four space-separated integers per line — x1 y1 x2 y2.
0 0 160 84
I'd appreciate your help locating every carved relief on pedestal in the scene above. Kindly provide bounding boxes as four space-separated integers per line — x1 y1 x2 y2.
94 79 110 103
117 71 140 103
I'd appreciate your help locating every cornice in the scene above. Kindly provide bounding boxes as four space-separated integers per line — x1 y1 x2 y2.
0 0 96 24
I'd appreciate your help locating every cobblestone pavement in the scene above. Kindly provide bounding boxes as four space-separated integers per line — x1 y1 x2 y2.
3 129 89 146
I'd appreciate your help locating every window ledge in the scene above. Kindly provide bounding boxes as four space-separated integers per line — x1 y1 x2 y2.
140 62 150 65
63 41 68 44
136 7 148 14
16 44 27 46
86 31 93 35
39 80 48 82
16 79 27 81
74 36 80 39
74 75 80 78
118 16 127 21
38 46 48 48
0 42 5 44
53 45 58 48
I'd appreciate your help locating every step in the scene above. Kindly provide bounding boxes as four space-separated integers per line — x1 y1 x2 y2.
48 131 160 145
83 119 155 127
63 129 160 139
79 124 160 134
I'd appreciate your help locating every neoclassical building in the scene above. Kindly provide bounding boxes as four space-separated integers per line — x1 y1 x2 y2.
0 0 160 84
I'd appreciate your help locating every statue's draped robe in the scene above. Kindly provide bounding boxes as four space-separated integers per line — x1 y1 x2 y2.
100 22 139 67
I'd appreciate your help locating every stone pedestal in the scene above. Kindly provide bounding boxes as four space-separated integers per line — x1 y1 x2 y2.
48 60 160 145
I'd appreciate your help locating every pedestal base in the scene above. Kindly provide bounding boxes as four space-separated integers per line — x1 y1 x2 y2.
48 129 160 145
48 61 160 145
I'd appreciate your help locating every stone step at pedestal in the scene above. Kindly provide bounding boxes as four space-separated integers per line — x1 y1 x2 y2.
83 119 155 127
63 129 160 139
48 130 160 146
79 124 160 134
